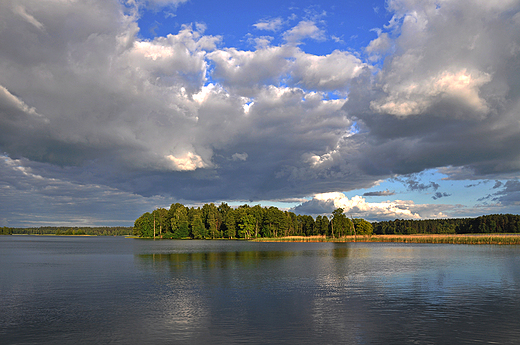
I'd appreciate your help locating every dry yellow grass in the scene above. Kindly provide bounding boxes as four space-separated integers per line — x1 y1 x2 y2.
252 234 520 245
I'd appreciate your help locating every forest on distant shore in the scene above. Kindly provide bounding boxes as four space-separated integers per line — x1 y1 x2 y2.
0 226 133 236
133 202 520 239
373 214 520 235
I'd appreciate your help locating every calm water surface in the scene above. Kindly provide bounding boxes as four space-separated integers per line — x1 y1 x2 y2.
1 236 520 344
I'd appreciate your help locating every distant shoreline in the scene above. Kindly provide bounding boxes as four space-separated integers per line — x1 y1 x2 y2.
11 233 96 236
8 234 138 238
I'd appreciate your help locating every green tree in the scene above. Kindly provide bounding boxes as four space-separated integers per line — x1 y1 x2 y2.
286 212 299 236
189 208 205 239
134 212 154 237
353 218 373 236
203 203 220 239
170 204 189 238
0 227 13 235
330 208 352 238
264 207 287 237
207 211 218 238
250 205 264 238
301 215 316 235
222 210 237 238
237 214 255 239
315 215 329 235
153 208 169 236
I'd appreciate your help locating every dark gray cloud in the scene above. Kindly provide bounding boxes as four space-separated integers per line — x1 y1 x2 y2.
465 181 486 188
0 155 171 227
494 180 520 205
478 179 520 206
392 175 440 192
363 190 395 197
432 192 451 200
493 180 504 189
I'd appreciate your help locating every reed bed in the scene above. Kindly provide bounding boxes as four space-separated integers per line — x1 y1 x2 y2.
369 234 520 245
252 234 520 245
253 235 329 242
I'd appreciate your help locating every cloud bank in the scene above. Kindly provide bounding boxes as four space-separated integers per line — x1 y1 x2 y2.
1 0 520 225
292 192 451 221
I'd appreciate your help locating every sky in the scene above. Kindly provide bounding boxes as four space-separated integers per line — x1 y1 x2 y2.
1 0 520 227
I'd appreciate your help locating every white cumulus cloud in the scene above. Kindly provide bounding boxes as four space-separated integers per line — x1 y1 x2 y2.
283 20 326 44
253 17 284 31
293 192 454 221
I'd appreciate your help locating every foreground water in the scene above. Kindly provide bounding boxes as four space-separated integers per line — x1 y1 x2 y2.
2 236 520 344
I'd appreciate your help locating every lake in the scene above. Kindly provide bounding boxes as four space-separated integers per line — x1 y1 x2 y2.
1 236 520 344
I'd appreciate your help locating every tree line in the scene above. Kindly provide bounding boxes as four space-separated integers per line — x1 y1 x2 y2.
372 214 520 234
2 212 517 238
3 226 134 236
133 203 373 239
1 227 13 235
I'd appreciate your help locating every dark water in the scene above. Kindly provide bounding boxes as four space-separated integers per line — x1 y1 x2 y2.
2 236 520 344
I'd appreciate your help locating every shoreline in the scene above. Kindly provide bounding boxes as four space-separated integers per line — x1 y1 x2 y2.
7 233 520 244
11 233 96 236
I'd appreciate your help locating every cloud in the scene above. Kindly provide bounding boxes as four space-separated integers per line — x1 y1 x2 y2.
166 152 209 171
365 30 392 61
282 20 326 44
232 153 248 161
208 45 295 93
0 0 368 204
253 17 284 31
0 154 169 227
369 69 492 117
465 181 486 188
208 45 365 94
432 192 451 200
363 190 395 197
494 180 520 205
140 0 189 9
291 50 366 92
340 0 520 184
479 179 520 206
0 85 48 122
292 192 453 221
393 175 440 192
12 4 45 31
1 0 520 225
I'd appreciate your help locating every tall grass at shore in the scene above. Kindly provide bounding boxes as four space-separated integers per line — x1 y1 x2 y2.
252 234 520 245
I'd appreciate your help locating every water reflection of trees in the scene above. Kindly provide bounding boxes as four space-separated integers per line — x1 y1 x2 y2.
135 245 353 272
331 244 349 258
136 250 299 270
